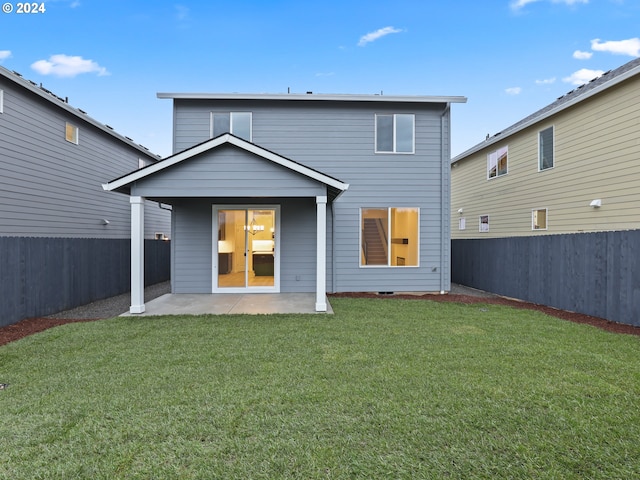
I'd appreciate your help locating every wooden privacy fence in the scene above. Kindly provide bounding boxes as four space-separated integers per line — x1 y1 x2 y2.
0 237 170 327
452 230 640 327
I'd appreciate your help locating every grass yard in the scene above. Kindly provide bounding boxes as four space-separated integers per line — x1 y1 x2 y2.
1 297 639 479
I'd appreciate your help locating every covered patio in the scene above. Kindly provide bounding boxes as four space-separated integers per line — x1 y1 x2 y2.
120 292 333 316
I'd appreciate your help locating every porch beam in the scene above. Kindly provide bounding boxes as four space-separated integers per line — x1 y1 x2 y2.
130 196 145 314
316 195 327 312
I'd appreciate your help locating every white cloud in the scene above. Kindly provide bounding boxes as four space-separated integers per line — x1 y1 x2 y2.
535 77 556 85
511 0 588 10
573 50 592 60
505 87 522 95
563 68 605 85
31 54 109 78
358 26 403 47
315 72 335 77
0 50 11 61
591 38 640 57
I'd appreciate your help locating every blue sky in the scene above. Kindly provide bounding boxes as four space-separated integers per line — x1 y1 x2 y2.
1 0 639 157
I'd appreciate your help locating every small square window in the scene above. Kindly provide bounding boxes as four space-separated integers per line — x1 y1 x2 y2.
532 208 547 230
458 218 466 230
65 122 78 144
479 215 490 232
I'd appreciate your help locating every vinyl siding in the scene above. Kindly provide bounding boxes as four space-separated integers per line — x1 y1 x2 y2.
0 76 170 239
172 99 451 293
452 76 640 239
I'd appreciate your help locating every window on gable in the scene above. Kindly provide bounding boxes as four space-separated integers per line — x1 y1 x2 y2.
361 207 419 267
532 208 547 230
375 114 415 154
539 126 554 171
211 112 252 141
65 122 79 144
487 146 508 179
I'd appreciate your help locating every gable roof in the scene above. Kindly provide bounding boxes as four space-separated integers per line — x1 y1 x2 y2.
103 133 350 201
0 66 160 160
452 57 640 163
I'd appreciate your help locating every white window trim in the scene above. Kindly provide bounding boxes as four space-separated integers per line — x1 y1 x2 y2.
0 89 4 114
479 215 490 233
374 114 415 154
487 146 508 179
210 111 253 141
538 125 555 172
359 207 420 268
531 208 548 231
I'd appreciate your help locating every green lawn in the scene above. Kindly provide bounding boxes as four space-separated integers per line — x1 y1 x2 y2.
1 298 639 479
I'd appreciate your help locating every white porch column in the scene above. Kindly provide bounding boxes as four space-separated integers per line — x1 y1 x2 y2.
130 196 145 314
315 195 328 312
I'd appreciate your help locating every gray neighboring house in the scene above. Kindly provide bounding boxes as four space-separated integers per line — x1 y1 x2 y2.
0 66 171 326
104 92 466 313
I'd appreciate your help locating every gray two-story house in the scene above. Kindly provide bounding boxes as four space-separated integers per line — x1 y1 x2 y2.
104 93 466 312
0 66 171 326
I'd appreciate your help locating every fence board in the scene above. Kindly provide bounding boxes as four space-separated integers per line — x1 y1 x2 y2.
0 237 170 327
452 230 640 327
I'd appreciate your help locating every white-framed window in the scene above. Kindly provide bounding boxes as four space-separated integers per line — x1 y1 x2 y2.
0 89 4 114
375 114 415 154
65 122 79 144
458 218 466 230
210 112 252 141
360 207 419 267
539 126 554 171
487 146 508 179
479 215 490 232
532 208 548 230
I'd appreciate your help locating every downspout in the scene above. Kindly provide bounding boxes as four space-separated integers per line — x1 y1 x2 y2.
440 104 451 294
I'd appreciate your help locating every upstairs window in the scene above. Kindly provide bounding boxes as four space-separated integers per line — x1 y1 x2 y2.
0 89 3 113
375 114 415 154
211 112 252 141
65 122 79 144
487 146 508 179
539 126 554 171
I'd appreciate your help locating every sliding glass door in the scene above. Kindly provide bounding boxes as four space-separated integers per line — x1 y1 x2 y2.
214 206 278 292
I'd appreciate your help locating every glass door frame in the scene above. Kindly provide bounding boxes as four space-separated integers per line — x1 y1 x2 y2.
212 204 280 293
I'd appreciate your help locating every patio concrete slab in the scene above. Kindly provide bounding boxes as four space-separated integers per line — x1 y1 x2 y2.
121 293 333 316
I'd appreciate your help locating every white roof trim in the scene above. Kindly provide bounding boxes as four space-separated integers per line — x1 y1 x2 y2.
103 134 350 193
452 63 640 163
157 92 467 104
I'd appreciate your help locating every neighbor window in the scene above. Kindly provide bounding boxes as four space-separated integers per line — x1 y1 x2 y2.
0 89 3 113
375 114 415 153
532 208 547 230
65 122 78 144
361 207 419 266
479 215 490 232
539 126 554 171
487 146 508 178
458 218 466 230
211 112 252 141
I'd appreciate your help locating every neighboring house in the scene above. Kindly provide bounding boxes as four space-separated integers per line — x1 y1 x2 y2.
0 66 171 327
103 92 466 312
451 57 640 326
